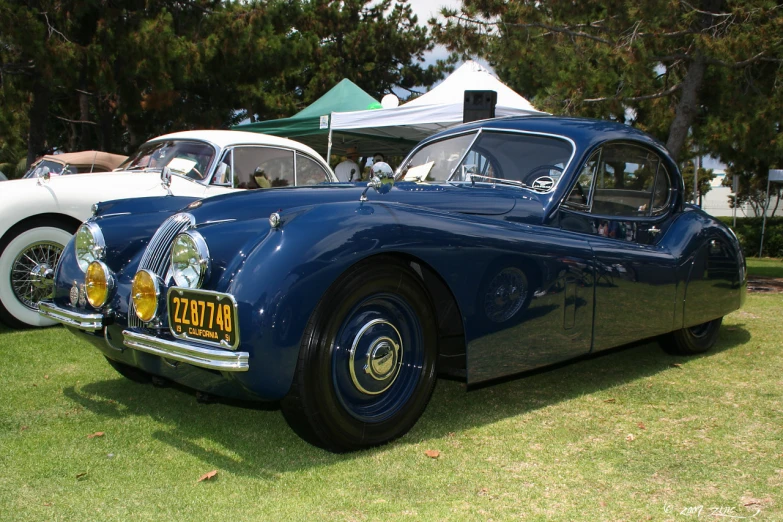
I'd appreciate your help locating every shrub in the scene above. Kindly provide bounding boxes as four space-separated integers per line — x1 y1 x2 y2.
717 216 783 257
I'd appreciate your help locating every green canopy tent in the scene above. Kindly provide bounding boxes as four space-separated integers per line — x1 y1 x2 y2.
232 79 418 159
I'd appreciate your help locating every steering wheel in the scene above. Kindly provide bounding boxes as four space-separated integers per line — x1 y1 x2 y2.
523 164 564 185
186 167 204 180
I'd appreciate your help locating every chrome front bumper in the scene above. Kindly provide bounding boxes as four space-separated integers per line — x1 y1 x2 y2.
122 330 250 372
39 301 103 331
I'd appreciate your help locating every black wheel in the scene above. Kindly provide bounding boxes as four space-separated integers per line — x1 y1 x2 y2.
104 356 152 383
661 317 723 355
281 257 438 452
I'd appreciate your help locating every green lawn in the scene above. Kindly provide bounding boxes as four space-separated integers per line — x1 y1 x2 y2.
747 257 783 278
1 293 780 520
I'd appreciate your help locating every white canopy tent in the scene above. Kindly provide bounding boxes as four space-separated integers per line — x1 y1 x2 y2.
327 61 543 157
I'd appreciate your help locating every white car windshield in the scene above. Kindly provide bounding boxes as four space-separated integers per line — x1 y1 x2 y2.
119 140 215 181
399 131 573 192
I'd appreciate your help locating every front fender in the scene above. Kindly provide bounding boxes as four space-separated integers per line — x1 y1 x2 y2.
225 199 595 396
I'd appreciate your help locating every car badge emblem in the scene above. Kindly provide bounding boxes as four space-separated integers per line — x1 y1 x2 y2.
78 284 87 307
69 281 80 306
531 176 554 192
187 200 202 209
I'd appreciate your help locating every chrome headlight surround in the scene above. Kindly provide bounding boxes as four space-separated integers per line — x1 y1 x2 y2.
74 222 106 272
170 230 211 289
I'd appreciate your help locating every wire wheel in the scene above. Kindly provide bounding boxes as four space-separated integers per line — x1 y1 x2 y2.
10 240 63 310
482 267 528 323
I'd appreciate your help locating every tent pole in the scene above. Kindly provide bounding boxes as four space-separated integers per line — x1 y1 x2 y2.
326 114 333 164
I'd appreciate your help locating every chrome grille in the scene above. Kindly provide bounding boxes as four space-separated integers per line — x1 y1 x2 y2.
128 213 194 328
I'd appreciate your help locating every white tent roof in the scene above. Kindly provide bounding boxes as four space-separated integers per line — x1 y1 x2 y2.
330 61 543 146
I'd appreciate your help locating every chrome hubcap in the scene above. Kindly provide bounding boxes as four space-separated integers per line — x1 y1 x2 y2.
349 319 403 395
11 242 63 310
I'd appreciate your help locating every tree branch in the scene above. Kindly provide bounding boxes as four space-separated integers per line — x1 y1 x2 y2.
54 115 97 125
41 12 72 43
583 83 682 103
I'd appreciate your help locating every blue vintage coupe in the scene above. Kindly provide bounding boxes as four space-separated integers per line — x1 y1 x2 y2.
40 117 746 451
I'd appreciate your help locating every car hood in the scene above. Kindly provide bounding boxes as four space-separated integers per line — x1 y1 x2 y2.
183 182 525 225
0 169 203 205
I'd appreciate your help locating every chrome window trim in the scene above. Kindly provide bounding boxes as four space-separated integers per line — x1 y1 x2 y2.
166 287 241 350
446 128 483 181
556 141 676 221
561 149 602 213
135 138 221 185
213 144 336 186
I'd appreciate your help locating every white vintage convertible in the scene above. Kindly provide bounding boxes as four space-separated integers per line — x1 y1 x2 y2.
0 130 336 328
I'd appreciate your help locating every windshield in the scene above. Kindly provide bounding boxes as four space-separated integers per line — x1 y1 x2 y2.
23 159 66 178
118 140 215 181
399 131 573 192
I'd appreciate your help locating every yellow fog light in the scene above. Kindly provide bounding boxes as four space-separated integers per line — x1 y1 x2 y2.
85 261 114 308
131 269 160 322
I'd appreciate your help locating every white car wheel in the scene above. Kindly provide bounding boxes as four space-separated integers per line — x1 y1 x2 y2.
0 224 74 328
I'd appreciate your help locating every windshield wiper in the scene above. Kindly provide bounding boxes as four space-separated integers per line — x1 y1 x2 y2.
465 173 530 189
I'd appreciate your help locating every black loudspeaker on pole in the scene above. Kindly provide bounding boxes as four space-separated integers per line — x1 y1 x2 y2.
463 90 497 123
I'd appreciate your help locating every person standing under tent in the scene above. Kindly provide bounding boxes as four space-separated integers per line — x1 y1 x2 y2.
335 147 361 182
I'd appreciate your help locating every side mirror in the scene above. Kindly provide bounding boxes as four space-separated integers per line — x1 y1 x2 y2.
360 162 395 202
161 166 172 194
36 166 51 185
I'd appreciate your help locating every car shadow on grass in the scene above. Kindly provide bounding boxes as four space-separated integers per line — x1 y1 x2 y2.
60 324 750 475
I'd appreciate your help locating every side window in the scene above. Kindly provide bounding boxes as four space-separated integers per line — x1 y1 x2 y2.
591 144 663 217
454 149 494 181
565 151 599 208
651 163 672 213
232 147 294 189
211 150 232 186
296 153 330 185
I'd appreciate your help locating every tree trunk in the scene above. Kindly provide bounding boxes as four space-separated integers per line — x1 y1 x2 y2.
26 80 51 168
665 54 706 161
78 60 92 150
99 100 113 152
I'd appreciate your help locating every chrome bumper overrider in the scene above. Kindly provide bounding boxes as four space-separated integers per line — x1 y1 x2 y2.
122 330 249 372
39 301 103 331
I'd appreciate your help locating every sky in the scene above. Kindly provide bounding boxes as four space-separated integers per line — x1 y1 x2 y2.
406 0 465 66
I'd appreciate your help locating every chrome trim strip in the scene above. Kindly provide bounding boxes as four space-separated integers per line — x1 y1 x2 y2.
39 301 103 331
122 330 249 372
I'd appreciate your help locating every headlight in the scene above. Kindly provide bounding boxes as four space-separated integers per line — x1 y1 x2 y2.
170 231 210 289
131 269 160 322
74 222 106 272
85 261 114 308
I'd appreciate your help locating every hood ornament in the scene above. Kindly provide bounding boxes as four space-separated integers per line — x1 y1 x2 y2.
359 162 395 202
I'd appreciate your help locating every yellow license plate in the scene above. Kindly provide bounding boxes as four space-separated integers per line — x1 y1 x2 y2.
167 288 239 349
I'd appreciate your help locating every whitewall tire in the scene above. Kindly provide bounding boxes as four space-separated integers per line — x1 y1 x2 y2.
0 222 74 328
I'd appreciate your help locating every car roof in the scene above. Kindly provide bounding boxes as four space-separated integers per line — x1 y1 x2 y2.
149 130 327 160
429 115 668 155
